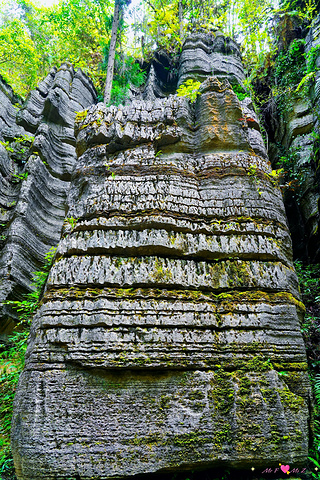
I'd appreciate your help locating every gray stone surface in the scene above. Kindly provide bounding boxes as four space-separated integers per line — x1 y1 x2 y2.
178 32 245 87
271 13 320 261
0 64 96 335
11 33 310 479
304 13 320 260
0 76 30 334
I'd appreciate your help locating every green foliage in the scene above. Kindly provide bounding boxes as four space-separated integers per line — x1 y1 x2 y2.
12 171 28 182
101 52 146 105
176 79 201 103
294 44 320 93
0 330 28 478
65 217 79 228
43 0 112 83
0 0 113 97
141 0 182 54
294 0 319 22
109 82 130 105
75 109 88 122
311 129 320 167
0 15 40 96
105 164 117 178
314 374 320 406
247 163 262 195
309 374 320 477
265 38 308 124
295 261 320 305
247 164 258 176
275 139 311 201
231 0 275 71
231 84 248 101
135 0 274 68
296 70 315 92
307 45 320 74
295 260 320 370
0 140 14 153
0 134 34 167
274 39 306 89
0 0 316 105
3 246 56 326
15 134 34 144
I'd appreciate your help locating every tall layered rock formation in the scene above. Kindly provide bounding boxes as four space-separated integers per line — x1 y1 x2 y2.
11 33 311 479
0 65 96 336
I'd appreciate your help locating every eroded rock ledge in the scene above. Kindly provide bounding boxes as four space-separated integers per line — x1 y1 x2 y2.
11 32 311 480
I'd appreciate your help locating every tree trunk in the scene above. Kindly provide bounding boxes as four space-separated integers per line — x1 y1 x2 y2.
104 0 120 104
179 0 184 44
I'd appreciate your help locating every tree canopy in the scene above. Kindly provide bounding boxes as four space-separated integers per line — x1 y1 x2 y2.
0 0 318 100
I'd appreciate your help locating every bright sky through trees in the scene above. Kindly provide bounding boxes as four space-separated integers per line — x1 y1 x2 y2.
34 0 58 6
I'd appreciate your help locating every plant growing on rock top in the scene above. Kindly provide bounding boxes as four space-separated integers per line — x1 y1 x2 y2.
247 163 263 195
65 216 79 229
176 78 201 103
75 109 88 122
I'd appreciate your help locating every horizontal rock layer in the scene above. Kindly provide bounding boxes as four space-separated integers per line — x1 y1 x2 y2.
178 32 245 87
12 33 310 480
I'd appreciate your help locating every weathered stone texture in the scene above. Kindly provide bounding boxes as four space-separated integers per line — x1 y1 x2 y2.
270 13 320 261
0 65 96 335
178 32 245 87
11 33 310 479
304 13 320 260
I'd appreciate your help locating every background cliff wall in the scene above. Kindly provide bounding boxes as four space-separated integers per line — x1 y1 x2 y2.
264 13 320 263
0 64 96 338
